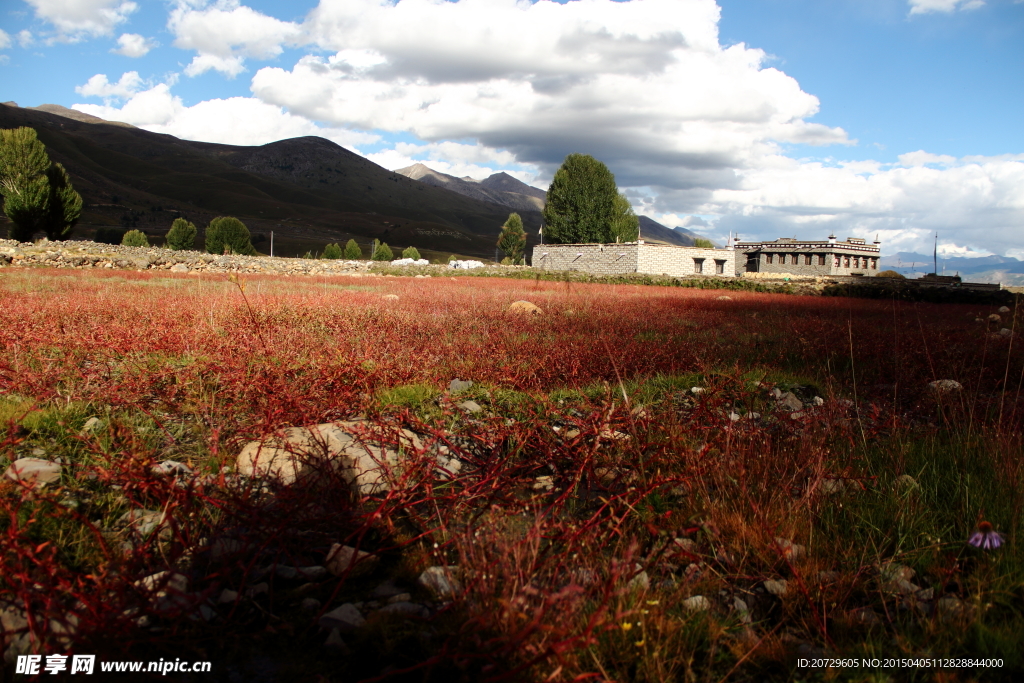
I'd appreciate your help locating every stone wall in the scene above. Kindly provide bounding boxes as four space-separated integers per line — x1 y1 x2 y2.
531 242 736 278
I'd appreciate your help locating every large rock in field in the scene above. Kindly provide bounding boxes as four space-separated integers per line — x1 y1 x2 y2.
236 421 422 493
507 300 543 315
4 458 61 489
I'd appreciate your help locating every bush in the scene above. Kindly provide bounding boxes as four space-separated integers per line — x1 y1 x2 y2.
121 229 148 247
693 237 714 248
401 246 421 260
372 241 394 261
165 218 197 251
344 239 362 260
877 270 906 279
323 243 343 259
205 216 257 256
500 257 513 265
94 227 126 245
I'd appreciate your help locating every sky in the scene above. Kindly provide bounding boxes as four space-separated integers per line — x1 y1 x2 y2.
1 0 1022 257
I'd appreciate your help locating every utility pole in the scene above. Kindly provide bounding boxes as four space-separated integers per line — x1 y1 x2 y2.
270 231 274 258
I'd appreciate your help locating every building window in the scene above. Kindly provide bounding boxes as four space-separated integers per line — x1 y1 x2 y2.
853 257 860 268
872 258 878 270
844 256 851 268
693 258 704 274
715 260 725 274
766 254 773 265
818 254 826 266
794 254 801 265
834 255 840 268
804 254 812 265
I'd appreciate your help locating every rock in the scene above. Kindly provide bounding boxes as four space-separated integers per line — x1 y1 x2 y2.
275 565 329 581
533 475 554 491
507 300 542 315
152 460 192 477
382 294 399 300
812 396 825 406
999 328 1012 337
732 597 752 623
386 593 412 604
218 589 239 604
846 607 881 625
728 412 741 421
325 544 379 578
136 571 189 595
376 602 429 618
779 392 803 412
774 538 806 561
448 378 474 393
691 387 705 394
936 595 965 620
716 295 733 301
999 306 1011 313
988 313 1002 323
457 400 482 414
236 421 422 493
324 628 351 652
418 566 460 599
895 474 919 491
371 580 406 600
928 379 962 394
819 477 847 495
301 598 321 611
119 509 168 536
763 579 788 596
170 263 189 273
4 458 61 488
627 565 650 592
209 537 244 561
81 416 104 433
245 583 269 598
682 595 711 612
435 455 462 480
319 603 366 632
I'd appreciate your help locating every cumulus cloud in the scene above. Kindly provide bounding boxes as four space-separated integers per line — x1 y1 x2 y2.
25 0 137 40
112 32 156 58
908 0 986 15
169 0 304 77
17 31 35 48
0 30 11 50
72 76 378 148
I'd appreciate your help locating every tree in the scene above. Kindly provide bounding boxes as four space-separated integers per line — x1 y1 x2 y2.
608 193 639 243
542 153 623 244
497 212 527 264
401 246 421 260
877 270 906 279
372 241 394 261
166 218 197 250
0 127 82 241
205 216 257 255
344 239 362 260
121 229 148 247
693 237 714 249
323 243 342 259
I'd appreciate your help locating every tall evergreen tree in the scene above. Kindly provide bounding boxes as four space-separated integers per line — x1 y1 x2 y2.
166 218 198 250
205 216 257 255
343 239 362 260
608 192 639 243
542 153 621 244
401 246 421 260
497 212 527 263
372 241 394 261
0 127 82 241
323 243 343 259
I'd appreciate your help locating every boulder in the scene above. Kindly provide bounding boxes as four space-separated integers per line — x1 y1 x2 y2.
448 378 474 393
779 392 803 412
236 421 422 493
418 566 460 599
682 595 711 612
318 603 366 632
927 379 962 395
325 544 379 578
170 263 189 273
507 300 543 315
4 458 61 488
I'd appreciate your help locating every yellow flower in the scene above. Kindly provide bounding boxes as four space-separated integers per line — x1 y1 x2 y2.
621 622 633 631
645 600 660 606
635 639 646 647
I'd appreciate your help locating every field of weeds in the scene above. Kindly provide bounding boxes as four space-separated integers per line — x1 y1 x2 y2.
1 267 1022 682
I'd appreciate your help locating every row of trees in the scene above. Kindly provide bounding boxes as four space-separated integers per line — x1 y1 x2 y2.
496 153 643 263
321 240 420 261
121 217 258 254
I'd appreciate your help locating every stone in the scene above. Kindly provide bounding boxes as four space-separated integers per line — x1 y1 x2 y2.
812 396 825 406
457 400 482 414
879 563 915 583
435 455 463 480
819 478 847 495
136 571 189 595
376 602 429 618
382 294 399 300
245 583 269 598
627 568 650 592
275 565 329 581
4 458 61 488
928 379 962 394
682 595 711 612
120 509 168 536
895 474 919 491
418 566 460 599
763 579 788 596
218 589 239 604
779 392 803 412
170 263 189 273
998 306 1011 313
81 417 104 433
936 595 965 620
386 593 412 604
507 300 543 315
691 387 705 394
325 544 379 578
324 628 350 652
371 580 406 599
318 603 366 632
999 328 1012 337
448 378 474 393
533 475 554 491
716 295 733 301
209 537 244 561
774 538 805 561
732 597 752 624
301 598 321 611
988 313 1001 323
236 421 422 493
152 460 192 477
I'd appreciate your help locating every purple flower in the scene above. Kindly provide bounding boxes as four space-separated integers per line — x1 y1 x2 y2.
968 521 1005 550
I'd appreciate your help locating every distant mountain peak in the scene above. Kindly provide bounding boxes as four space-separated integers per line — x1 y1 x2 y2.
396 163 545 212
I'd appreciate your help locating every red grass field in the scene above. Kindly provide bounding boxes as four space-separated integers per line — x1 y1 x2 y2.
1 267 1022 681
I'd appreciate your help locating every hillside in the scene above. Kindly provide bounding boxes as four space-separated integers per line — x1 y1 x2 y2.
395 163 545 213
0 103 542 258
879 251 1024 285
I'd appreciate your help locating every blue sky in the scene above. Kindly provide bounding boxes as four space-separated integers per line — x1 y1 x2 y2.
2 0 1022 257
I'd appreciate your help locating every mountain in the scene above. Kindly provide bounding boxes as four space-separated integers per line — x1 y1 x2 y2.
395 163 545 212
879 251 1024 285
0 103 542 258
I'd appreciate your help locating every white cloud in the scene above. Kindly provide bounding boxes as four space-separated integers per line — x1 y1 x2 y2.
25 0 138 40
908 0 985 15
169 0 304 77
72 79 378 149
17 31 35 48
74 71 144 102
112 32 156 58
0 30 11 50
